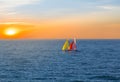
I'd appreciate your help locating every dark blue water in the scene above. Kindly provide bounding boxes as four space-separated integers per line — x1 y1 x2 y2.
0 40 120 82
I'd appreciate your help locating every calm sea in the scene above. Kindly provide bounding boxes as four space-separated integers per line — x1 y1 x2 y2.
0 40 120 82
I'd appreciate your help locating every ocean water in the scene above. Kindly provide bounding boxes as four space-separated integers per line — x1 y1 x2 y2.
0 40 120 82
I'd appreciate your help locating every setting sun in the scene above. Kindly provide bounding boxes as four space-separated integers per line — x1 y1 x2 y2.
4 28 19 36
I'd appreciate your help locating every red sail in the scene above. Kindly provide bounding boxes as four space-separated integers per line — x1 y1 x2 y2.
68 41 74 51
68 38 77 51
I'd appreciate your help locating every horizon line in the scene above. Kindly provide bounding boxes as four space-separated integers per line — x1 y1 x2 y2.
0 38 120 41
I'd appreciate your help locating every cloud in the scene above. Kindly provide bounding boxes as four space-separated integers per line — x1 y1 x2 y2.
97 5 120 10
0 0 40 8
0 22 35 32
0 22 33 25
0 0 40 17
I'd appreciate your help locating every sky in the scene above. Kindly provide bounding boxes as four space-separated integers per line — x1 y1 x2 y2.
0 0 120 39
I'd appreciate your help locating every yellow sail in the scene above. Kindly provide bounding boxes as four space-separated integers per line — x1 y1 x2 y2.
62 40 70 51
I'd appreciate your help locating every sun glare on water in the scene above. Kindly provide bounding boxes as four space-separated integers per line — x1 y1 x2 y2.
4 28 19 36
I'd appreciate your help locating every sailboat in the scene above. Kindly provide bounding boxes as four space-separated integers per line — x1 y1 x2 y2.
62 38 77 51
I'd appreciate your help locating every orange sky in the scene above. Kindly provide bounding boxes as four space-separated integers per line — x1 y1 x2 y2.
0 16 120 39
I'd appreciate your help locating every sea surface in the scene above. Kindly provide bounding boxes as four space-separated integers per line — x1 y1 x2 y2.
0 40 120 82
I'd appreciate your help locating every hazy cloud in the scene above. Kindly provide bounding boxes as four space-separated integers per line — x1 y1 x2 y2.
0 0 40 8
97 5 120 10
0 0 40 17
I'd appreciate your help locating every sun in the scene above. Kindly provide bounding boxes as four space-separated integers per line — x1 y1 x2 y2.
4 28 19 36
